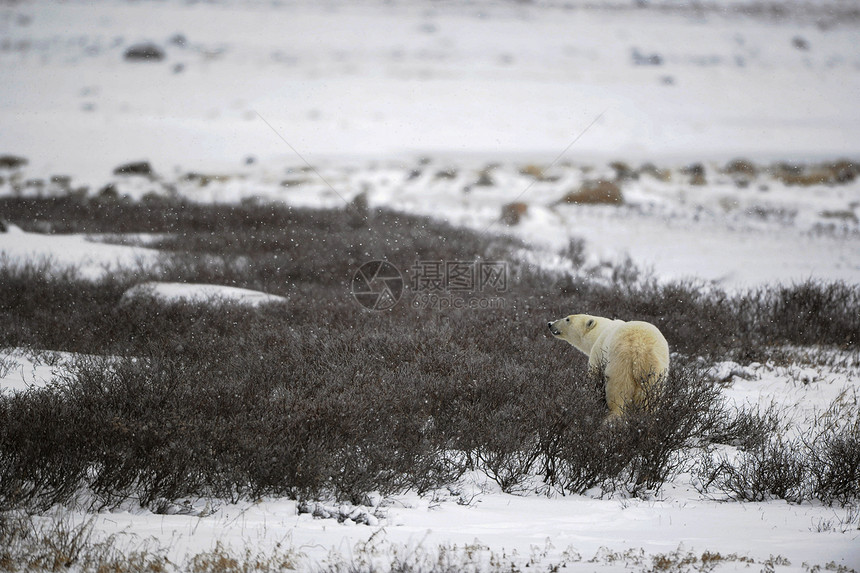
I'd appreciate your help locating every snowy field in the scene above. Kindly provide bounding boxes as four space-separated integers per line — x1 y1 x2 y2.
1 0 860 571
2 0 860 287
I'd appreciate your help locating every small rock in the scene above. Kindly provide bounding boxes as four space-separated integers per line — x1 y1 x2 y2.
124 42 166 62
475 169 495 187
609 161 636 181
50 175 72 188
724 158 758 178
724 158 758 187
280 178 307 188
98 183 119 199
632 48 663 66
501 202 528 225
639 163 671 182
113 161 154 177
682 162 707 186
0 155 27 170
825 159 858 184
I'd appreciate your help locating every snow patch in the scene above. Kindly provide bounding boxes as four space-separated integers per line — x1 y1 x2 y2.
120 281 287 307
0 225 159 280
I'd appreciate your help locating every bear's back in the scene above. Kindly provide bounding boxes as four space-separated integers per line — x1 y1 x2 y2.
609 321 669 372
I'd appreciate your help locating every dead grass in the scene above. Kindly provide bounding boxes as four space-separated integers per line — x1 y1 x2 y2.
500 202 527 225
518 164 550 180
0 511 170 573
771 160 859 186
558 180 624 205
0 510 303 573
187 542 298 573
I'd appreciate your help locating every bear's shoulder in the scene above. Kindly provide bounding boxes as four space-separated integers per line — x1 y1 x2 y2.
594 317 625 332
592 318 625 348
621 320 665 338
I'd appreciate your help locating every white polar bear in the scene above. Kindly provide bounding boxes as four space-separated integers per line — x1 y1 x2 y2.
547 314 670 417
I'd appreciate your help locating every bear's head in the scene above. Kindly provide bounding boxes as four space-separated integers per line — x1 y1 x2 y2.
547 314 603 355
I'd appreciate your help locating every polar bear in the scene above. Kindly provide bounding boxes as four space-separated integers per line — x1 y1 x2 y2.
547 314 670 417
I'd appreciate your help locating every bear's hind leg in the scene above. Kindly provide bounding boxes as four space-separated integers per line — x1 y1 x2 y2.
604 365 637 417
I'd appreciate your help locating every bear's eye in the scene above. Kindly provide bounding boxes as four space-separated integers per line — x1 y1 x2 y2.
565 318 570 322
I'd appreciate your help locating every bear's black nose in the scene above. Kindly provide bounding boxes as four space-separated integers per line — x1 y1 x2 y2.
547 322 553 330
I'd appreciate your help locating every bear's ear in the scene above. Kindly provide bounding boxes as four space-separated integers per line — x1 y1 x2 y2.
585 318 596 331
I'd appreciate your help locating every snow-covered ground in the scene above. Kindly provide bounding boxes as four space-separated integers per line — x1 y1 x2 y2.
2 0 860 570
1 347 858 571
0 223 160 279
120 281 289 306
2 0 860 178
5 155 860 288
2 0 860 287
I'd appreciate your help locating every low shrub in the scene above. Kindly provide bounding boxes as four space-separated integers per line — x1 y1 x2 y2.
808 426 860 506
805 401 860 506
1 314 472 509
0 385 91 511
698 402 860 505
547 364 725 495
1 197 858 509
700 438 810 503
705 403 781 452
443 358 727 496
764 280 859 348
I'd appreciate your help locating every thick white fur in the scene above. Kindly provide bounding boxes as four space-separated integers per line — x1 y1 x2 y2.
548 314 670 417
